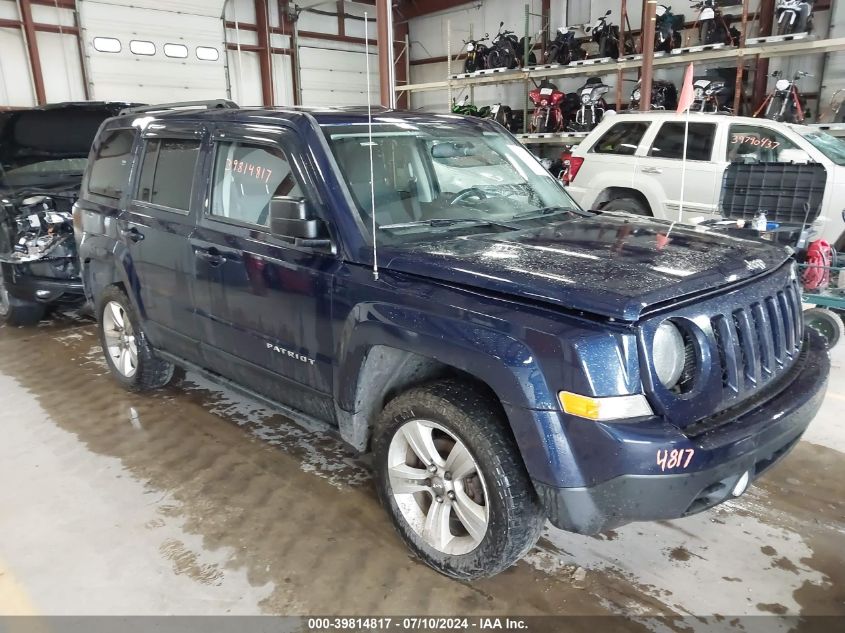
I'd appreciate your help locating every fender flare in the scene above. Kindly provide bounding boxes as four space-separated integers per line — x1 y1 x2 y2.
333 305 556 450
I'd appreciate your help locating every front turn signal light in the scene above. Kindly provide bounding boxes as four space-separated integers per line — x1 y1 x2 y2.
559 391 654 422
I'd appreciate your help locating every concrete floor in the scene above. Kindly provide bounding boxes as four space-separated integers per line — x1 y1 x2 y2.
0 314 842 625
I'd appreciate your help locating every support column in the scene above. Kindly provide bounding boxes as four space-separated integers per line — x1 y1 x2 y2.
376 0 394 107
19 0 46 104
255 0 274 106
639 0 657 110
393 16 409 109
752 0 776 108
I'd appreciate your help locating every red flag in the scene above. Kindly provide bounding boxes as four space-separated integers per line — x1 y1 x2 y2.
676 63 695 114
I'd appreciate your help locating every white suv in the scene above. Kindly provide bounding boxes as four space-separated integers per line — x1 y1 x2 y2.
566 112 845 249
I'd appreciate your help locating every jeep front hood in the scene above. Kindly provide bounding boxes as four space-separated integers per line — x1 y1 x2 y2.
381 212 792 321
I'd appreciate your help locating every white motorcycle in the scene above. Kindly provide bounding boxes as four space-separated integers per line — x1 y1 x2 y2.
775 0 814 36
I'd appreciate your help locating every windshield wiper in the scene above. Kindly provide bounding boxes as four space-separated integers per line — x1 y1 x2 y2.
511 206 590 221
379 218 519 231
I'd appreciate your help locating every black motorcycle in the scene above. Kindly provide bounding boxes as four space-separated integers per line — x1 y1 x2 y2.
462 35 490 73
630 80 679 110
486 22 520 69
585 10 634 59
543 26 586 65
775 0 814 35
690 0 737 46
655 4 683 53
692 76 734 112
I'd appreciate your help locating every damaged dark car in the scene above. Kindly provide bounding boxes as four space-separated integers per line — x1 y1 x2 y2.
0 102 133 324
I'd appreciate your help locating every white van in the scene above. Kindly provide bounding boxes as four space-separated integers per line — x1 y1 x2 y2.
566 112 845 248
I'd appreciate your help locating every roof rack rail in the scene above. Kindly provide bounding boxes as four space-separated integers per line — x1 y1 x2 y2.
119 99 239 116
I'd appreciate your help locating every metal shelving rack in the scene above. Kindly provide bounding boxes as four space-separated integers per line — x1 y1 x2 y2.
397 1 845 147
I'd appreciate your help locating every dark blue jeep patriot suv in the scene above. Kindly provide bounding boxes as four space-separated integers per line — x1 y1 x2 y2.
75 103 830 579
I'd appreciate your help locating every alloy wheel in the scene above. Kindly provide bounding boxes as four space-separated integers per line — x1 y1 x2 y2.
102 301 138 378
387 419 490 555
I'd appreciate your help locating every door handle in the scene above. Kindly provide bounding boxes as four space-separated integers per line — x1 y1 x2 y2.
120 227 145 243
195 248 226 267
640 167 663 175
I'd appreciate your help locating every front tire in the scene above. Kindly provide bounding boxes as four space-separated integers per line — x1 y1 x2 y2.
373 380 544 580
98 286 174 391
603 196 652 216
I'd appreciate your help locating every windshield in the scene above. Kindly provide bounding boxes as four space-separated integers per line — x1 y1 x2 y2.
0 158 88 188
322 120 581 242
798 130 845 166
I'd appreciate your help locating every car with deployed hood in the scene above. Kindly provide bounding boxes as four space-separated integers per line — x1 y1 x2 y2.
75 104 830 579
0 101 133 324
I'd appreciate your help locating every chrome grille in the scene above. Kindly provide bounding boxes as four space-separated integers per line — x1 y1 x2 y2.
710 278 804 398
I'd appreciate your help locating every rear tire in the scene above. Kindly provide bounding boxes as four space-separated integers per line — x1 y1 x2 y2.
803 307 843 350
603 196 652 216
0 274 46 325
97 286 174 391
373 379 544 580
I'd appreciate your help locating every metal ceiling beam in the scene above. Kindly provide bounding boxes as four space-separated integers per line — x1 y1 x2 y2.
396 0 478 20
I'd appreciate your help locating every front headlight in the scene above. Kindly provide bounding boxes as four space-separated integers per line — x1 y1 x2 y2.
632 88 641 100
581 93 591 104
653 321 686 389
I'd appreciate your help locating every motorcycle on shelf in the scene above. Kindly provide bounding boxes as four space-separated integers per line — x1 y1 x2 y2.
690 0 737 46
543 26 586 65
516 33 537 67
452 97 517 131
692 76 734 112
585 10 634 59
486 22 520 69
630 80 679 110
570 77 614 132
462 35 490 73
451 96 491 118
654 4 683 53
529 82 571 133
775 0 815 35
754 71 810 123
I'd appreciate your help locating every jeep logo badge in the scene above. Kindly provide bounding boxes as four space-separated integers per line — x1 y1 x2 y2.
745 259 766 272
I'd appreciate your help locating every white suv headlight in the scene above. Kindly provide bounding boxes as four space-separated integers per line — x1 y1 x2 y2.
653 321 686 389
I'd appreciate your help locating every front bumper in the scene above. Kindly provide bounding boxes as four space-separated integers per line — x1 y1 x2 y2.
531 331 830 535
1 262 84 305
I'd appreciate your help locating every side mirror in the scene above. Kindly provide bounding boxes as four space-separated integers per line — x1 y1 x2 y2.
606 9 612 15
269 197 329 243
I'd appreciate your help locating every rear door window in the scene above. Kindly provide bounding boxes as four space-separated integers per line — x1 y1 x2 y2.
591 122 650 155
135 138 201 212
87 129 136 199
648 122 716 161
210 141 303 228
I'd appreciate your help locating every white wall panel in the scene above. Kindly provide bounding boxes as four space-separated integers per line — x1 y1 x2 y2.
90 0 226 19
0 27 35 106
271 52 294 106
298 45 377 107
227 49 262 105
30 4 75 27
36 31 86 103
78 0 227 103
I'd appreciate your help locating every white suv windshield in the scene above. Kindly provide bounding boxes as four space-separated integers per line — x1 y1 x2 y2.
322 121 580 240
798 130 845 166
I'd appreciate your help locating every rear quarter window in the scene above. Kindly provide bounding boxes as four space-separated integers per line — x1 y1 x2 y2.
590 122 650 156
648 122 716 161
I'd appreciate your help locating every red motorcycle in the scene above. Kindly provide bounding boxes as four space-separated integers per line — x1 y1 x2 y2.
529 82 572 133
